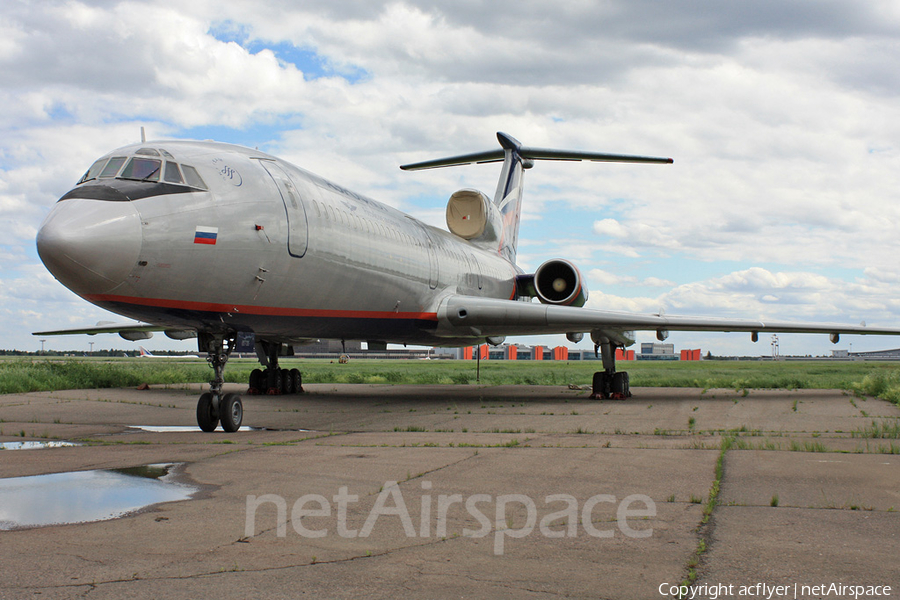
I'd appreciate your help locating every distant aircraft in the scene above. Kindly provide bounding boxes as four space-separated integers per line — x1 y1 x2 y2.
34 132 900 432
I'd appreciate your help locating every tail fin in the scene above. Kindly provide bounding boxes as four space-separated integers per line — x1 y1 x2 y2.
400 132 672 264
492 133 528 264
139 346 153 357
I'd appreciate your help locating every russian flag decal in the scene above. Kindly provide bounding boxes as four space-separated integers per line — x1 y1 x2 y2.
194 226 218 245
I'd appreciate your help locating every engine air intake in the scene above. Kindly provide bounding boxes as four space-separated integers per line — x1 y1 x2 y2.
534 259 588 307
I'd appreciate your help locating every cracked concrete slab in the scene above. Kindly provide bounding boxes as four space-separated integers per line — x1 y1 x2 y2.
700 507 899 592
1 383 898 599
720 450 900 510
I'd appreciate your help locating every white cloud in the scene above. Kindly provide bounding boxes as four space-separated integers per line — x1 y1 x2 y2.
4 0 900 353
588 268 675 288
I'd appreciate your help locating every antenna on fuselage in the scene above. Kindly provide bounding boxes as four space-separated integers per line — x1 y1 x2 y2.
140 127 146 143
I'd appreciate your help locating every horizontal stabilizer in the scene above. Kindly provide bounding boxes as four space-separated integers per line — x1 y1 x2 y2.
400 132 673 170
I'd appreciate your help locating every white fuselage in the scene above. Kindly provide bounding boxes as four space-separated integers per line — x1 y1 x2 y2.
37 141 519 347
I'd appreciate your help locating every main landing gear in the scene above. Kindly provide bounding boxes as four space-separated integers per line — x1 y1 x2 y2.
247 340 304 396
590 338 631 400
196 333 242 433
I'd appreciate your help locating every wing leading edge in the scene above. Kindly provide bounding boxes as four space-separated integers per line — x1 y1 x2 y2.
34 322 165 336
435 295 900 343
32 322 196 343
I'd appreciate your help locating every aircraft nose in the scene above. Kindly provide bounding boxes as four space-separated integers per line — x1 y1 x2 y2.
36 198 142 296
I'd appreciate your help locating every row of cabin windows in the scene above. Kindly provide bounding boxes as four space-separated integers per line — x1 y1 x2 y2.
308 199 421 248
306 196 507 286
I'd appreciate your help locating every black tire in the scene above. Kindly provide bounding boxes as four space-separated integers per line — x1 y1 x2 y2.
291 368 303 393
266 368 281 394
611 372 630 398
249 368 263 393
197 392 219 432
220 393 243 432
592 371 610 399
281 368 294 394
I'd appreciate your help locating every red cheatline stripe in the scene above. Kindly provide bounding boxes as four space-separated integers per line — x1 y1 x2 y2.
86 294 439 321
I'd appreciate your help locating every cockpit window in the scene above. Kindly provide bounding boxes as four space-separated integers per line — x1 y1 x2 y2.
120 157 161 181
163 162 184 184
99 157 127 178
74 150 209 193
181 165 207 190
79 158 108 184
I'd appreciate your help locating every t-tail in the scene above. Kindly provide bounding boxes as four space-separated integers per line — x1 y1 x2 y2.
401 132 672 265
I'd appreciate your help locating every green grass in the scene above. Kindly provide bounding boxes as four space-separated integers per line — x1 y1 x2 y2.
851 370 900 405
701 435 734 524
0 358 210 394
2 357 900 405
851 419 900 439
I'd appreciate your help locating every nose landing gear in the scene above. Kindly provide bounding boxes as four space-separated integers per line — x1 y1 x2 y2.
196 332 243 432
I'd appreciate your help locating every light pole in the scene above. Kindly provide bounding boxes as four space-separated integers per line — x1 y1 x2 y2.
39 339 46 354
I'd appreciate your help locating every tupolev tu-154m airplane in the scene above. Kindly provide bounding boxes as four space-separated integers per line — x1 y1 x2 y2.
35 132 900 432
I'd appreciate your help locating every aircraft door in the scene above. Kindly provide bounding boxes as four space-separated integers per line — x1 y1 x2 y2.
260 161 309 258
412 220 439 289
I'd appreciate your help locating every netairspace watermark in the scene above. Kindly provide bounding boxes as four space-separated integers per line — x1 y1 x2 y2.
245 480 656 555
658 582 893 600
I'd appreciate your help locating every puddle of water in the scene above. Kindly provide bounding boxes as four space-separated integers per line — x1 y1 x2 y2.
0 441 79 450
0 463 197 530
130 425 213 433
129 426 315 433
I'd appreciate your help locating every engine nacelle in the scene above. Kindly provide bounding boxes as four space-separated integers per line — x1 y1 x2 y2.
533 259 588 307
119 330 153 341
446 189 502 241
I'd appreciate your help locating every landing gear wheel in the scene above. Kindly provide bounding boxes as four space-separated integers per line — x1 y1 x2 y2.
220 393 243 432
281 368 294 395
590 372 611 400
197 392 219 432
290 368 303 393
611 372 631 399
249 369 263 394
266 368 282 395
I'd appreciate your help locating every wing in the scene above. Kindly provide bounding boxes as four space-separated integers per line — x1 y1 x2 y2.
435 296 900 344
33 322 192 342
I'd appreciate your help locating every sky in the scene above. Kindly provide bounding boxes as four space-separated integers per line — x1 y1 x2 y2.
3 0 900 357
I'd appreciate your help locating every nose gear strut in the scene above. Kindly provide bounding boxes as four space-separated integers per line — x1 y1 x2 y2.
196 332 242 432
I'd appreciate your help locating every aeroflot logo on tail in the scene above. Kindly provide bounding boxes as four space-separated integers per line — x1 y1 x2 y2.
194 226 218 245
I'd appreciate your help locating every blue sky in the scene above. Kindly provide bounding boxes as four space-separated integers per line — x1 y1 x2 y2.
3 0 900 357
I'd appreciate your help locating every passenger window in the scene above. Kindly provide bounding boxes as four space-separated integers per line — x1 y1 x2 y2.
181 165 208 190
99 157 126 178
120 157 161 181
79 158 108 183
163 162 184 184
